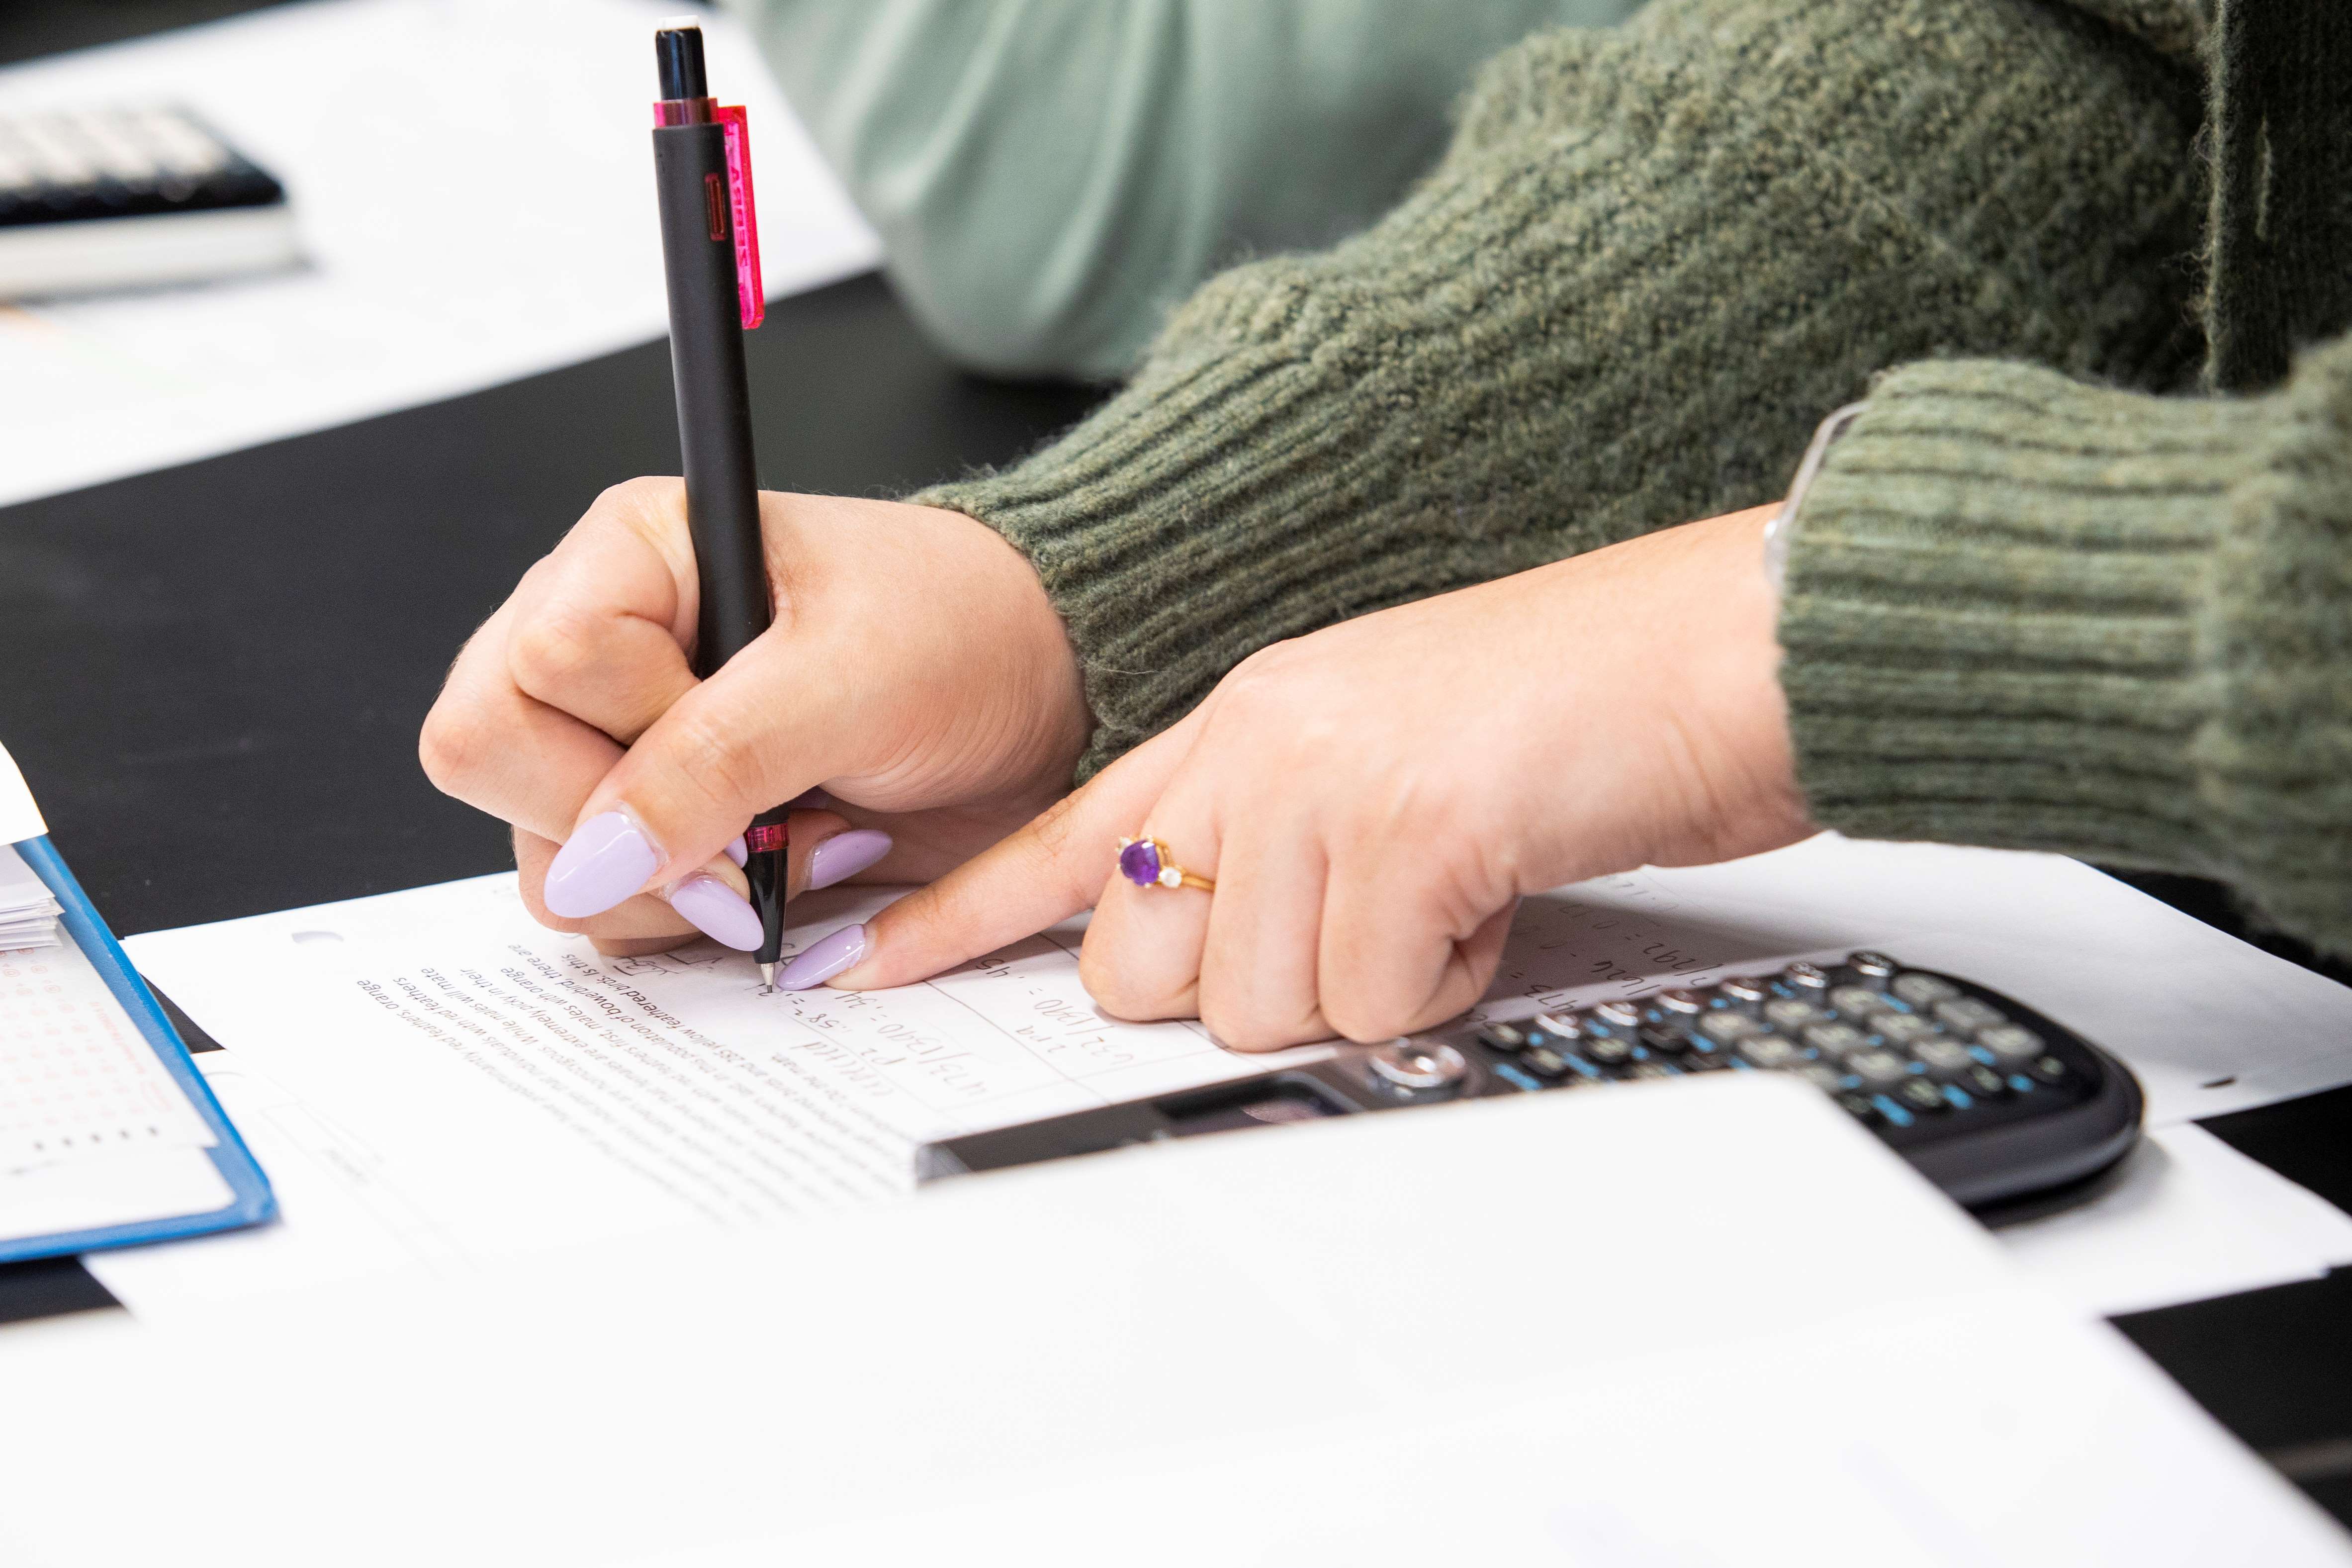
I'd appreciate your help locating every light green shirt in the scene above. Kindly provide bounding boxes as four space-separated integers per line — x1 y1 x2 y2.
727 0 1646 377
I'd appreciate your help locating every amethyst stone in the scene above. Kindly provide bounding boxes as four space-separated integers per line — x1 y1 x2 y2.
1118 838 1163 888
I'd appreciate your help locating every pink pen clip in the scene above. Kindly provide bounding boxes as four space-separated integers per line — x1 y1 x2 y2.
717 104 763 329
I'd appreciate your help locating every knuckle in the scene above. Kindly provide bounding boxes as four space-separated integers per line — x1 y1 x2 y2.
506 606 602 698
418 700 492 794
1320 990 1406 1045
660 705 768 816
594 475 680 517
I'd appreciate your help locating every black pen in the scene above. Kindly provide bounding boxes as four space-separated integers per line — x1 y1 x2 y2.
649 19 788 984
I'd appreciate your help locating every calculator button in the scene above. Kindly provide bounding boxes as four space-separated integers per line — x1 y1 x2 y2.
1848 951 1898 979
1764 998 1824 1031
1519 1046 1570 1079
1933 998 2007 1036
1592 1000 1642 1029
1582 1033 1633 1068
1478 1023 1526 1052
1892 973 1959 1008
1538 1013 1582 1036
2030 1054 2071 1085
1715 976 1770 1005
1909 1038 1977 1076
1895 1078 1948 1114
1655 989 1705 1015
1876 1013 1937 1046
1960 1064 2009 1099
1802 1021 1871 1058
1679 1052 1732 1073
1795 1063 1848 1093
1366 1040 1469 1092
1848 1049 1912 1088
1737 1034 1801 1069
1828 985 1889 1016
1637 1024 1692 1056
1836 1093 1881 1123
1976 1023 2044 1064
1626 1062 1680 1081
1699 1012 1762 1045
1781 962 1829 992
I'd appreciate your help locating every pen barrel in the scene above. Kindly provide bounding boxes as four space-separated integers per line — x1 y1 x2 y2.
651 121 767 678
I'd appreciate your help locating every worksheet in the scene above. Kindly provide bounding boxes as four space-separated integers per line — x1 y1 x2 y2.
106 875 1329 1298
102 834 2352 1318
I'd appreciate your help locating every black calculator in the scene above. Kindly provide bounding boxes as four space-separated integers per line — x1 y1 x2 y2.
918 952 2145 1210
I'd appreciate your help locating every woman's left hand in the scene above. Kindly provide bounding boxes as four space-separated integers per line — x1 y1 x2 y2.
807 506 1815 1049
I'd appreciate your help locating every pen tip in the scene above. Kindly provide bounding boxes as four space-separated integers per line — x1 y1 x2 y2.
759 961 776 989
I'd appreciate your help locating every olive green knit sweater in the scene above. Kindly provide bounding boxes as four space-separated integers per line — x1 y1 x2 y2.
914 0 2352 958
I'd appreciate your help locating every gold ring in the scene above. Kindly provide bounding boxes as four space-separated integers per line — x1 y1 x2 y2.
1116 836 1215 894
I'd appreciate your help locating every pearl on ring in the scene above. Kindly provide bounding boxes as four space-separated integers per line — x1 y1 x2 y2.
1116 836 1215 894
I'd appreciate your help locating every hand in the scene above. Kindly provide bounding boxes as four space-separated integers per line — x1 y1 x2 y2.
419 480 1087 954
813 508 1812 1046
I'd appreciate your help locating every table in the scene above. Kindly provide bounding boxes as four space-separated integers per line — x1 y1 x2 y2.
6 0 2351 1533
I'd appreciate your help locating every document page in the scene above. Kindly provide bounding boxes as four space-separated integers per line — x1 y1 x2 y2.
105 834 2352 1317
1 922 228 1241
108 876 1328 1298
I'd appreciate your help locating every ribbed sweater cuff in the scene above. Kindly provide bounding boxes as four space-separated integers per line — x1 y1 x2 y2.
1778 360 2266 872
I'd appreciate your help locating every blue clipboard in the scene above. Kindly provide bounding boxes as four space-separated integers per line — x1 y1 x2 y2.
1 834 275 1265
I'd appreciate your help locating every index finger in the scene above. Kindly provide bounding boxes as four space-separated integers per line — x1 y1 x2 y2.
823 712 1202 990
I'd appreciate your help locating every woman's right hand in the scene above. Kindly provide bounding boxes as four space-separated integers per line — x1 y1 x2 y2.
418 478 1088 954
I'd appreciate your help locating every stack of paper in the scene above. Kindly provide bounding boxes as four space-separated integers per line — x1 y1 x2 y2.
0 845 61 950
7 1077 2348 1564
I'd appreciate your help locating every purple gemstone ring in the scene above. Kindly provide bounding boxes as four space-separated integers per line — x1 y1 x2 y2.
1115 836 1215 894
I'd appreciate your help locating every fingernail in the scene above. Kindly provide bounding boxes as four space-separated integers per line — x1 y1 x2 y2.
807 830 892 891
776 923 865 990
544 810 662 918
666 874 762 951
724 834 748 868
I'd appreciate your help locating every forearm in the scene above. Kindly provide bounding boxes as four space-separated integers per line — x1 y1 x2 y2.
727 0 1636 378
919 0 2204 777
1779 338 2352 958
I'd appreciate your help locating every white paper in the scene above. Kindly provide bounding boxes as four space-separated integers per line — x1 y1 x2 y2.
1 906 227 1244
13 1079 2349 1566
1997 1122 2352 1317
101 836 2352 1318
0 738 45 846
102 875 1327 1308
0 932 213 1170
0 0 882 509
0 843 62 950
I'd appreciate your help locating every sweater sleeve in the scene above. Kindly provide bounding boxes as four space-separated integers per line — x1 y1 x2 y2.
1778 337 2352 958
724 0 1642 380
915 0 2207 778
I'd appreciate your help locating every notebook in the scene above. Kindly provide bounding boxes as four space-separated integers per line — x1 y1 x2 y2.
0 105 298 299
0 740 272 1265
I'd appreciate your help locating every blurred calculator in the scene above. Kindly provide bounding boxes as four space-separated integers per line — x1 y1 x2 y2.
0 106 296 298
920 952 2145 1211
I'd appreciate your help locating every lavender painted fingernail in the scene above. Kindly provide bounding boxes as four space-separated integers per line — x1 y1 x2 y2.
724 834 748 868
776 923 865 990
544 811 661 918
667 874 762 950
807 830 892 891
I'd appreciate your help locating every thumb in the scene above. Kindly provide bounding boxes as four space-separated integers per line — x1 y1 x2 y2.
828 713 1201 990
542 633 852 920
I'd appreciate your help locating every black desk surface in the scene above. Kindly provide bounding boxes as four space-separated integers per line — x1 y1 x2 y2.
6 0 2352 1533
